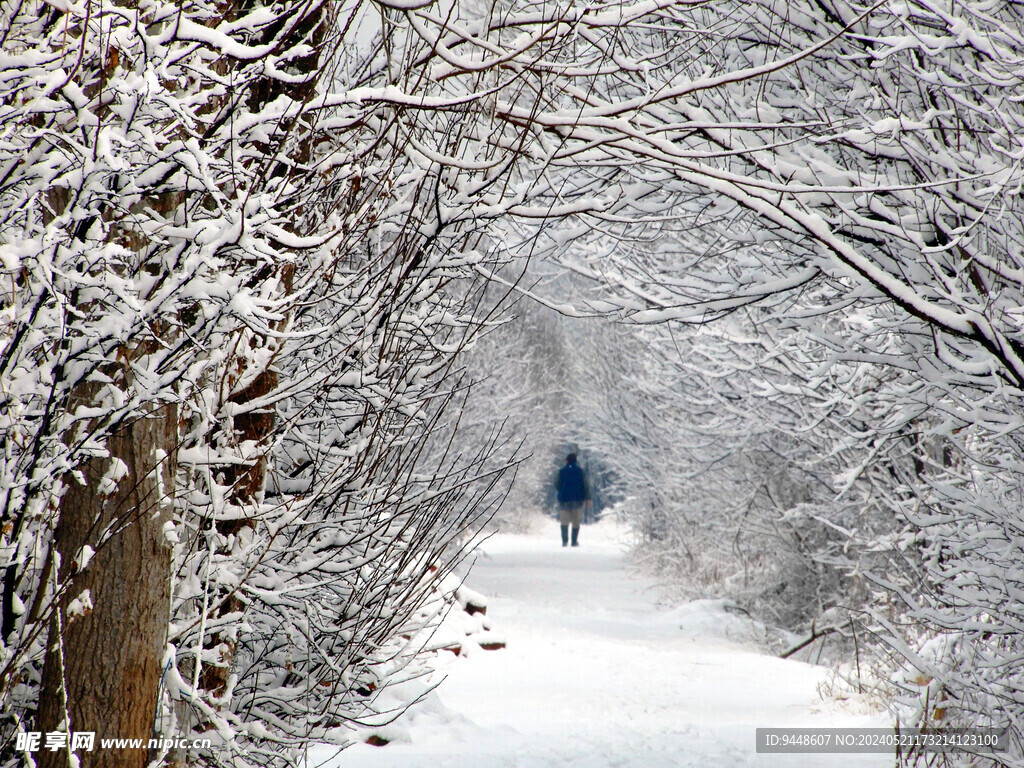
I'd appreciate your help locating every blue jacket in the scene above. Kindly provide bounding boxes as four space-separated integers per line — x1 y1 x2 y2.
557 462 587 504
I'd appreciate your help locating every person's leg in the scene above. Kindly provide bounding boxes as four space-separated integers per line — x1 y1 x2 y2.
570 504 582 546
560 525 569 546
559 505 570 546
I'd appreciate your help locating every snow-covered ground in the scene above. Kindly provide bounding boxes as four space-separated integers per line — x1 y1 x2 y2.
309 517 891 768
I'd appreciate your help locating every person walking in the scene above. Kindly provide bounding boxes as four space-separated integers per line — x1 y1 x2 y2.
556 453 589 547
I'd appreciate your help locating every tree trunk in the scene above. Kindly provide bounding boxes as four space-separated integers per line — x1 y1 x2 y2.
37 395 176 768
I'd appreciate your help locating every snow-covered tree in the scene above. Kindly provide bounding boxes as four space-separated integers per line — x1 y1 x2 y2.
0 0 686 764
500 0 1024 755
5 0 1024 762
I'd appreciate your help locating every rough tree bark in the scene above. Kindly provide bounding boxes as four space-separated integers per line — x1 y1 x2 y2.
36 386 177 768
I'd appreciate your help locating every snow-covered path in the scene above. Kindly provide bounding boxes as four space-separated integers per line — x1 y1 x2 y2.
312 518 891 768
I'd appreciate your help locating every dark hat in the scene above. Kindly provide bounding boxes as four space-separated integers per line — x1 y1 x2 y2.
566 453 577 463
